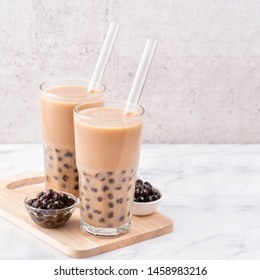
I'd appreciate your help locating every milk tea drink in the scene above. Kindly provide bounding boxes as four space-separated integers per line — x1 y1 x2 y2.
74 100 144 236
40 80 105 197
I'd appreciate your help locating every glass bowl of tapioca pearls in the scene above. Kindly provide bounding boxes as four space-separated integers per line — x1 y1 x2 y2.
24 189 77 228
39 79 106 198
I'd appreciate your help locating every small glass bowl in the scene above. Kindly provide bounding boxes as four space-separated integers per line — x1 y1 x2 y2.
24 191 77 228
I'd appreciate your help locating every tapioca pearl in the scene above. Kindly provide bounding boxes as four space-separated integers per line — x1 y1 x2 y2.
84 197 91 201
99 217 105 223
55 148 60 153
93 209 101 214
109 178 114 184
64 213 72 222
86 177 90 183
107 171 113 177
115 186 122 190
63 175 68 181
74 184 79 190
88 213 93 219
91 187 97 192
44 221 55 227
108 202 114 208
57 218 64 224
75 176 78 182
107 193 113 199
64 163 70 169
121 170 126 174
58 168 62 173
64 151 73 157
53 176 58 180
119 216 125 222
36 217 44 223
116 198 124 204
85 204 90 210
107 212 114 218
122 177 127 182
62 184 66 188
97 197 102 202
102 185 109 192
95 173 106 182
37 212 43 218
58 156 63 161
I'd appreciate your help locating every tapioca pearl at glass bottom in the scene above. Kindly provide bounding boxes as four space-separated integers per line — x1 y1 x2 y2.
79 182 134 226
81 207 130 228
43 145 79 195
80 169 136 194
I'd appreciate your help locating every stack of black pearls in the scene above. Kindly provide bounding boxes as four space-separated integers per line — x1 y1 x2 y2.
27 189 75 209
134 179 161 202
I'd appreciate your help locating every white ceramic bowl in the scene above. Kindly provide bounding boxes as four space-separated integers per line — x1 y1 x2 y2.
132 185 163 216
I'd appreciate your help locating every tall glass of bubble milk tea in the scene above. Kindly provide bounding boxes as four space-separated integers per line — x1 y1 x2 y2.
39 79 105 197
74 99 144 236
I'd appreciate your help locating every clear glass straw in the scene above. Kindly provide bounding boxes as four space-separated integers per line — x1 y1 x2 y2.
88 22 120 91
124 39 158 114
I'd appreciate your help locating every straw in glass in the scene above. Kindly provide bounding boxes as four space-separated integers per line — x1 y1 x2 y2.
88 22 120 91
124 39 158 114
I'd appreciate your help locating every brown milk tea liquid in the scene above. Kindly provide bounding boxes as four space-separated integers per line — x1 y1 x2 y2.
74 106 143 229
40 84 104 197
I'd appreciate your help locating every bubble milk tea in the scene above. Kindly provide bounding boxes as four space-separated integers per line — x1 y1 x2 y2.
40 80 105 197
74 100 144 236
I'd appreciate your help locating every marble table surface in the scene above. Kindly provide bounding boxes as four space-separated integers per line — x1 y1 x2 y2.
0 144 259 260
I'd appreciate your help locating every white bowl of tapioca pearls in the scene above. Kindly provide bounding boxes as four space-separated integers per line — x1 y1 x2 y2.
132 178 163 216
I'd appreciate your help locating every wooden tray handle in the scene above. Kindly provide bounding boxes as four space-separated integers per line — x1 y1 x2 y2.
5 175 45 190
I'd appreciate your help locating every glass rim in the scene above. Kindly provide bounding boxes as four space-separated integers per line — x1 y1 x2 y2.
39 79 106 101
73 99 145 120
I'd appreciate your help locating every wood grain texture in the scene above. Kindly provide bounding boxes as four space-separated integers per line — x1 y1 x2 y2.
0 173 173 258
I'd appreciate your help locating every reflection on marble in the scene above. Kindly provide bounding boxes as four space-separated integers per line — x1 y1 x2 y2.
0 144 260 260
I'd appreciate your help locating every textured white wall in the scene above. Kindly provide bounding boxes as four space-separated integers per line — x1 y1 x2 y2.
1 0 260 143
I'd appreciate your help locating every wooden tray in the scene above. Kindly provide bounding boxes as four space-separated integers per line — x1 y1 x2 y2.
0 173 173 258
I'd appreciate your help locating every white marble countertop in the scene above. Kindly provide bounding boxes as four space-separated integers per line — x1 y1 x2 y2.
0 144 259 260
